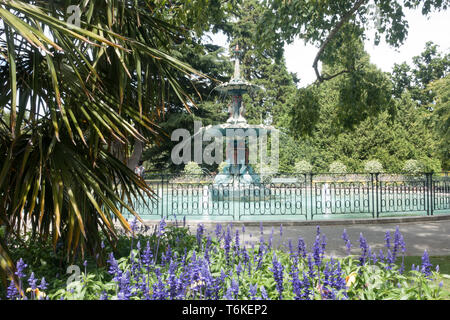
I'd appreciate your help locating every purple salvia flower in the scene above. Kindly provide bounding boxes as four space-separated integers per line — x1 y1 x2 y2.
130 217 139 236
39 277 48 291
392 226 402 261
371 252 378 265
421 250 432 277
342 229 352 255
158 218 166 236
142 241 153 266
204 235 212 264
230 278 239 299
6 280 19 300
28 272 37 290
288 239 294 258
385 231 391 250
224 287 234 300
255 238 266 270
290 261 305 300
249 284 258 300
385 249 393 269
378 249 385 263
15 258 27 279
118 271 132 300
359 233 369 265
399 260 405 274
321 235 327 259
224 225 232 264
152 268 168 300
312 235 322 267
234 230 240 256
136 240 141 252
260 286 269 300
307 253 315 278
167 260 180 299
297 237 307 258
236 262 243 278
106 252 122 282
269 254 284 299
215 224 223 240
196 223 205 248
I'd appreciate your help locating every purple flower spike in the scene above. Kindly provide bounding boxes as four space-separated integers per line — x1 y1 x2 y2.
420 250 432 277
15 258 27 279
6 280 19 300
28 272 37 290
269 254 284 299
385 231 391 250
359 233 369 265
260 286 269 300
297 237 307 258
342 229 352 255
39 277 48 291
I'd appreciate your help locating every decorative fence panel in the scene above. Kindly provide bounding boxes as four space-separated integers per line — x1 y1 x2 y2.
126 172 450 220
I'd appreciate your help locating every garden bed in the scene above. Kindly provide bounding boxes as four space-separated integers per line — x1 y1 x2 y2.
2 220 449 300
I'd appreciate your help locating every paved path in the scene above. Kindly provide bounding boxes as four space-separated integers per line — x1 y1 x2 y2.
144 215 450 258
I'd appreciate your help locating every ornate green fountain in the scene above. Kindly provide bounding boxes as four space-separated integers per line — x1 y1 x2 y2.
201 44 276 200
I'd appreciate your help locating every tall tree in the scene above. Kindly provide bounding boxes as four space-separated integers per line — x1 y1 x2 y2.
255 0 448 129
427 75 450 170
392 41 450 105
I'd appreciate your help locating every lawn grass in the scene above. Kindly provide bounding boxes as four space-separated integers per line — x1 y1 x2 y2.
396 255 450 299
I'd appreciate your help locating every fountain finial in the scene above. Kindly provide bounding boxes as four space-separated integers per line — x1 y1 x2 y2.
233 43 243 80
214 41 261 95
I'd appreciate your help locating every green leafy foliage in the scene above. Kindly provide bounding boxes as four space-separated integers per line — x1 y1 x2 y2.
4 223 448 300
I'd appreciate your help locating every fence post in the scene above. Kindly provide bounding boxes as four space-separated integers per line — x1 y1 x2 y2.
370 173 374 218
161 174 165 219
427 172 434 216
309 173 314 221
375 173 380 218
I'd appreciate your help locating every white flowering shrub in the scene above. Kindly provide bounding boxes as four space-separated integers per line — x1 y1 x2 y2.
183 161 202 176
294 160 313 174
364 159 384 173
329 161 347 174
402 159 424 174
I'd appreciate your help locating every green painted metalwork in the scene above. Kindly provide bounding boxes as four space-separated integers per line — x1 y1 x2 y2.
125 172 450 221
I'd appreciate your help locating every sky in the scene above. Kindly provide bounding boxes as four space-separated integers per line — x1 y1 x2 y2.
284 7 450 87
208 6 449 88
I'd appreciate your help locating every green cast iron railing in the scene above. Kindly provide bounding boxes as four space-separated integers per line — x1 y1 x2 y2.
126 172 450 220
